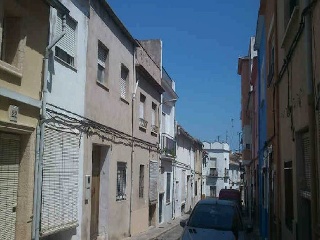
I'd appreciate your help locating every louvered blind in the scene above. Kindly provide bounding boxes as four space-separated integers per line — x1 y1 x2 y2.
40 127 80 236
120 66 128 98
302 132 311 193
0 133 20 240
149 160 158 203
98 44 107 67
56 12 76 57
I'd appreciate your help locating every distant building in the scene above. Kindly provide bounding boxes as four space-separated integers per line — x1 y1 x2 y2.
202 142 230 198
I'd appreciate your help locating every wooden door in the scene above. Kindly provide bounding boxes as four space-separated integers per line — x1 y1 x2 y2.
90 146 101 240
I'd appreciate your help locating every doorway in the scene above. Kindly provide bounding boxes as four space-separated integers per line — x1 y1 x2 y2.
90 145 102 240
149 203 157 226
159 193 164 223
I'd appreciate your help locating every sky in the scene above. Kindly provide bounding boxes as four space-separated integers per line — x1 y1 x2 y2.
107 0 259 151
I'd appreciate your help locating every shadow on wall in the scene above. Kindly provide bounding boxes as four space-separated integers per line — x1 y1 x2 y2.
42 227 77 240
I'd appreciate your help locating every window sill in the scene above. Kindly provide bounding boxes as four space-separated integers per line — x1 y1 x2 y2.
281 6 300 48
0 60 22 79
166 201 171 205
151 131 158 137
96 81 109 91
116 198 126 202
54 56 77 72
120 97 129 105
139 126 147 132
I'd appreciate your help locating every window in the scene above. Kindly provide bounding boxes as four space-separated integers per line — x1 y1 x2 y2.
246 144 251 150
139 94 146 119
139 165 144 198
116 162 126 201
162 113 166 133
210 186 216 197
0 16 23 68
166 172 171 203
151 102 157 126
210 157 217 167
120 65 129 99
268 43 275 85
97 42 108 84
55 13 77 67
210 168 217 176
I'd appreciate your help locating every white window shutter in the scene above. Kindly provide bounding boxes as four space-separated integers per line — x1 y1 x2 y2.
139 102 144 119
41 126 80 236
98 45 107 67
151 109 155 125
56 13 76 57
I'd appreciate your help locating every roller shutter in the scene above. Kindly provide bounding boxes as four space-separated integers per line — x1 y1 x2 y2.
0 133 20 240
149 160 158 204
40 126 80 236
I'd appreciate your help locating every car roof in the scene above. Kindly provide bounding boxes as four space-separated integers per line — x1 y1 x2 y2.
197 198 237 206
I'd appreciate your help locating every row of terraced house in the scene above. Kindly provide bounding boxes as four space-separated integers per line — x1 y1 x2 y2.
0 0 204 240
239 0 320 240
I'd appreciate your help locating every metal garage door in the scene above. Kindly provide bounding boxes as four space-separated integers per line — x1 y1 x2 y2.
0 133 20 240
149 160 158 204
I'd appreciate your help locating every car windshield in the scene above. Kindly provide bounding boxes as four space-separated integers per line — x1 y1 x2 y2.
187 203 236 230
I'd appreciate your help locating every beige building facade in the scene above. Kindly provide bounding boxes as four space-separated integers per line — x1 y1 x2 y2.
0 1 50 239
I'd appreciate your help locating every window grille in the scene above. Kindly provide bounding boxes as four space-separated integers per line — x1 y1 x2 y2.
139 165 144 198
120 65 128 98
166 172 171 203
55 12 76 66
116 162 126 201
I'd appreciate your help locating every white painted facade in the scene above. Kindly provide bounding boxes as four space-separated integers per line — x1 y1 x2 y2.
158 69 177 224
42 1 88 239
175 125 197 218
202 142 230 198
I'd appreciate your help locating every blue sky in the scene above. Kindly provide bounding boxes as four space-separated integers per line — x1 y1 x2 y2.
107 0 259 151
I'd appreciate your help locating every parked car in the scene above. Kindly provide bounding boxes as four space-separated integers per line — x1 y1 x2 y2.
179 198 252 240
219 189 242 211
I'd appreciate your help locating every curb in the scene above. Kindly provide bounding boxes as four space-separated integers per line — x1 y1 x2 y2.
149 221 179 240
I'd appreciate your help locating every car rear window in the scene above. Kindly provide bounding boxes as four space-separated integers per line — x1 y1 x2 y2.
188 204 238 231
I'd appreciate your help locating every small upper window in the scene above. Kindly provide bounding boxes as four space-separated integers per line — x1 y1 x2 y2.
55 13 77 67
0 16 23 69
97 42 109 84
120 65 129 99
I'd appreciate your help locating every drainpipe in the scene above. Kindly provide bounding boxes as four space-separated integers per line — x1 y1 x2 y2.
303 0 318 239
32 13 67 240
129 46 138 237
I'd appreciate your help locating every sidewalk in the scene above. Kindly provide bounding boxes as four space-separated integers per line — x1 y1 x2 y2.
123 214 189 240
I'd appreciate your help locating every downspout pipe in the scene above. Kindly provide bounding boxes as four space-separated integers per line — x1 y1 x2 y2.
32 13 67 240
303 0 318 239
129 47 138 237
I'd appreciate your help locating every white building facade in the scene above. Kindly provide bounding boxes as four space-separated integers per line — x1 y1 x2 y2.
175 125 197 216
158 67 178 224
37 1 89 240
202 142 230 198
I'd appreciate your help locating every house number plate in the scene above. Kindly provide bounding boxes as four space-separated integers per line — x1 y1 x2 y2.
9 105 19 122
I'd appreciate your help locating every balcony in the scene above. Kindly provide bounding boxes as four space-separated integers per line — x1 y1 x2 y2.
151 125 159 135
161 134 176 158
139 118 148 130
209 171 218 177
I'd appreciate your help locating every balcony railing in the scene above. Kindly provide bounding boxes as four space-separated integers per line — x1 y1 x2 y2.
161 134 176 157
209 171 218 177
151 125 159 134
224 170 229 178
139 118 148 129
